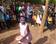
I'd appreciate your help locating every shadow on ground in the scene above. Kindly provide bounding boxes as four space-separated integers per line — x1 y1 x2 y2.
0 34 18 44
34 36 48 44
0 24 18 33
43 24 56 32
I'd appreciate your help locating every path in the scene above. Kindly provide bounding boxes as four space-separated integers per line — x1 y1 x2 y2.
0 24 56 44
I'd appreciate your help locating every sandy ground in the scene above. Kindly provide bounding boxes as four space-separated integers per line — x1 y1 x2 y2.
0 24 56 44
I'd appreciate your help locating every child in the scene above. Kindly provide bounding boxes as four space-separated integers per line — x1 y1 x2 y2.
47 15 53 29
48 15 53 24
16 16 32 44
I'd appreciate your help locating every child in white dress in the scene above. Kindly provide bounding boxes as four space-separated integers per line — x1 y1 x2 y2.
16 16 32 44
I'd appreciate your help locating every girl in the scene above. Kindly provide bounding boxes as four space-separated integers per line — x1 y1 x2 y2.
16 16 32 44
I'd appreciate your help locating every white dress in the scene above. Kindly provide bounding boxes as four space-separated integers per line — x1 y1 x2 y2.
36 15 42 24
19 23 32 44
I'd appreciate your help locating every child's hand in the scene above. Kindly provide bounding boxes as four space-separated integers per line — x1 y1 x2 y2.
16 35 23 41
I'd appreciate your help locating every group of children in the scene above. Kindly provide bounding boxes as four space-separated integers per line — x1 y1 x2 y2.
32 10 42 26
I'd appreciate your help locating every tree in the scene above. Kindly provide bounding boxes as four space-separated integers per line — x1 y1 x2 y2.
49 0 56 4
39 0 49 33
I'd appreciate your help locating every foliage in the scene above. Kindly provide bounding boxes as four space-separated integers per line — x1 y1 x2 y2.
0 0 56 4
49 0 56 4
20 0 45 4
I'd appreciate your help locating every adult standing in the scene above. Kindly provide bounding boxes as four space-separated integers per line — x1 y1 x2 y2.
10 2 15 15
15 1 22 23
54 5 56 25
26 3 33 23
0 3 5 29
0 4 5 13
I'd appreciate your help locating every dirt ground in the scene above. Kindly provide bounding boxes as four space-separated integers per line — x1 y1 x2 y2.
0 24 56 44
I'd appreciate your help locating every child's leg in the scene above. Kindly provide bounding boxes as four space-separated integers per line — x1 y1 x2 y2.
29 42 31 44
18 43 21 44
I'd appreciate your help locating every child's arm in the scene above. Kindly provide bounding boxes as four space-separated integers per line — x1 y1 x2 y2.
18 24 20 35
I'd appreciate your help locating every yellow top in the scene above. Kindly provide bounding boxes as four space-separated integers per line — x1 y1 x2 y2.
48 17 52 21
48 16 53 24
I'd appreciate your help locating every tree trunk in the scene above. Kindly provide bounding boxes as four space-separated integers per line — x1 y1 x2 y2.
39 0 49 33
